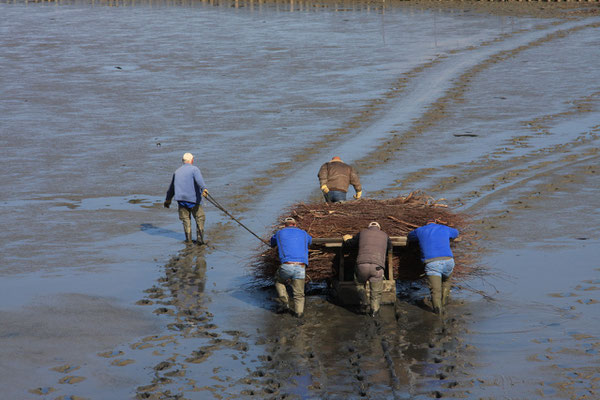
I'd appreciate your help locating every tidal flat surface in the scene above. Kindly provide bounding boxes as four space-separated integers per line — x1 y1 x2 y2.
1 1 599 399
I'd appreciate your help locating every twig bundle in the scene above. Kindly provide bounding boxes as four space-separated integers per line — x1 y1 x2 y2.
251 192 479 283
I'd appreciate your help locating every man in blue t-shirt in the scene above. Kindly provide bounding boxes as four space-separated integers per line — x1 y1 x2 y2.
164 152 209 244
270 217 312 318
408 220 459 315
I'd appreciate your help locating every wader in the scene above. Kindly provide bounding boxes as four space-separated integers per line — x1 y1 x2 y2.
356 262 384 315
178 203 205 244
274 265 306 317
427 273 452 315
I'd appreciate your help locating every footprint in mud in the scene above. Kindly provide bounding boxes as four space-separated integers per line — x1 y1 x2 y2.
52 364 80 374
135 299 154 305
153 307 174 315
576 298 598 305
97 350 124 358
144 286 163 295
575 284 600 291
131 341 154 350
166 322 192 332
110 359 135 367
527 353 547 362
164 369 185 377
153 361 174 372
136 383 159 393
548 292 578 298
223 330 250 338
58 375 86 384
142 334 175 342
185 348 213 364
29 387 55 395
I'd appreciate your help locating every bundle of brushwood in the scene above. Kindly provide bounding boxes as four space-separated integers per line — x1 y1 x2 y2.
252 191 478 283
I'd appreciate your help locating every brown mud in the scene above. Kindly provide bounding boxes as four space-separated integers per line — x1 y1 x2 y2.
1 0 599 399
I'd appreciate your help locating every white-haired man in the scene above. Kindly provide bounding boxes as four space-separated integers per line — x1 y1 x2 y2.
164 152 208 244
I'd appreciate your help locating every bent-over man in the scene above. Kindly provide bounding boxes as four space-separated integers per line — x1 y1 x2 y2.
318 156 362 203
164 152 208 244
270 217 312 318
344 222 392 317
408 220 459 315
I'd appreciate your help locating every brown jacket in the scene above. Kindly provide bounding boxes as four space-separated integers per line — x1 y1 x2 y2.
346 227 392 268
317 160 361 193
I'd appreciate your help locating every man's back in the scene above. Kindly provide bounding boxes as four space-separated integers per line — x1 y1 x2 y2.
408 224 459 261
318 161 361 193
173 163 205 203
356 228 390 267
271 227 312 265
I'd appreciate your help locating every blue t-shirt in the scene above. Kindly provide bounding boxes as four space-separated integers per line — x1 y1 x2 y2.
270 227 312 265
407 223 459 262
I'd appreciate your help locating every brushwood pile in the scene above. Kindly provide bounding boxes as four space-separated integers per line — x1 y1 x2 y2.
252 192 478 283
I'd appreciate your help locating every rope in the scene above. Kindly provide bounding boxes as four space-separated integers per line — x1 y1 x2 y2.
204 193 270 246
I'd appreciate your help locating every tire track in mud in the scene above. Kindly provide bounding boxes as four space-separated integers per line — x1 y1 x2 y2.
96 15 600 400
183 19 600 400
386 94 600 199
225 19 573 216
352 20 600 179
231 18 600 226
378 91 600 239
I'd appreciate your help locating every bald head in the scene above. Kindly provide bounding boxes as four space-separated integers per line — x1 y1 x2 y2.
182 152 194 163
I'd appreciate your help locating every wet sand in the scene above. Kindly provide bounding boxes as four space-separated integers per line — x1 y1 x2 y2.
1 0 599 399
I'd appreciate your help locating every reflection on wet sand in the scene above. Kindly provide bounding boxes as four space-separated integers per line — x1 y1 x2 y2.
128 241 475 399
225 295 473 398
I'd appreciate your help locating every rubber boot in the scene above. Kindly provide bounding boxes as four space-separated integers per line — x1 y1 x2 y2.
442 274 452 307
355 279 369 314
290 279 305 317
274 280 290 314
196 228 204 245
369 280 384 317
184 230 192 243
427 275 443 315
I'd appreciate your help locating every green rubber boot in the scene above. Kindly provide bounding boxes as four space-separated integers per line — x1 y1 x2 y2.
369 280 384 317
274 280 290 314
427 275 443 315
442 274 452 307
290 279 305 317
184 230 192 243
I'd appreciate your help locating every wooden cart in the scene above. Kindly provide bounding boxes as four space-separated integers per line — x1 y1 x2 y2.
312 236 407 306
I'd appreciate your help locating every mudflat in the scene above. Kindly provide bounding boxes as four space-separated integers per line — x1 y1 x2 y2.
0 0 599 399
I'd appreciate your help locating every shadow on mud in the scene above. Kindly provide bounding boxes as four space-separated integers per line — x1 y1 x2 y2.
140 223 182 241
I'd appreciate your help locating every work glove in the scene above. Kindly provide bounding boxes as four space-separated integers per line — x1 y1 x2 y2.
320 185 329 194
342 234 352 242
202 188 209 197
353 191 362 199
163 200 171 208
